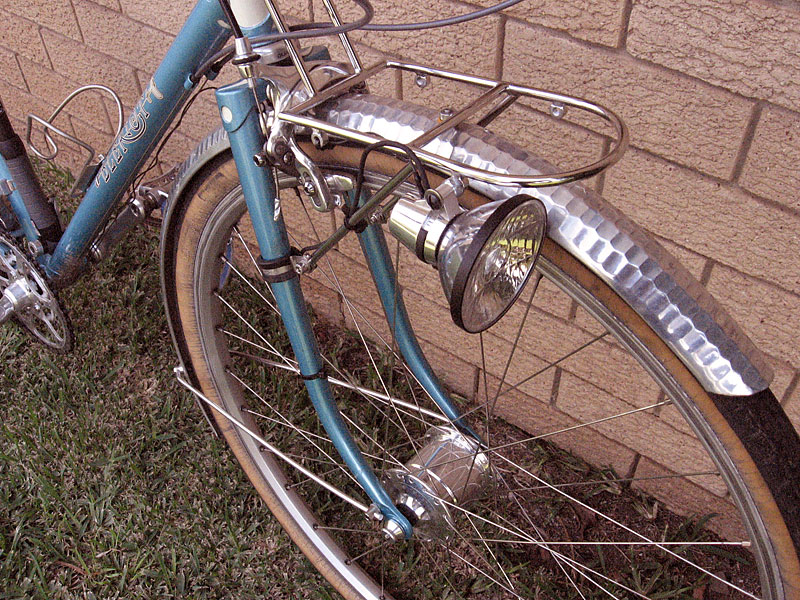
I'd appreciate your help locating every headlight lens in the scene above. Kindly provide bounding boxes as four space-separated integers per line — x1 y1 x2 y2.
438 195 547 333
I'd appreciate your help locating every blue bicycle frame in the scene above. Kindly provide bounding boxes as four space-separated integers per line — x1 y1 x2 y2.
0 0 471 538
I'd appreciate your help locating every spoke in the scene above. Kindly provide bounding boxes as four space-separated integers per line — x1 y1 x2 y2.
492 452 760 600
175 371 368 512
232 225 278 305
488 272 541 420
503 469 721 494
221 255 279 314
229 369 363 490
486 400 672 454
215 292 296 371
467 539 750 547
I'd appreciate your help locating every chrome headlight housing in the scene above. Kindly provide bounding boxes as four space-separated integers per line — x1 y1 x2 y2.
389 192 547 333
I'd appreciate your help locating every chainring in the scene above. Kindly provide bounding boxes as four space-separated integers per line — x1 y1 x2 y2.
0 233 73 352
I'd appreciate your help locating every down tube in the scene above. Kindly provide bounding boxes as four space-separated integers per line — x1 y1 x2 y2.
45 0 231 285
215 80 413 538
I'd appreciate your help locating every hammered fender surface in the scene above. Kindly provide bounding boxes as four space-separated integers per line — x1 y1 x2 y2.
162 94 772 396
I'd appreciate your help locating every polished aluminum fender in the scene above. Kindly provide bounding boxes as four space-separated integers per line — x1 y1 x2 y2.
161 93 772 396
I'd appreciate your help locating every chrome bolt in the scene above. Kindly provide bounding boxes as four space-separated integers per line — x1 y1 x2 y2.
439 107 454 122
550 102 566 119
282 151 293 165
302 179 316 196
26 239 44 257
311 129 329 149
414 72 429 88
253 153 269 167
365 504 384 523
382 518 405 541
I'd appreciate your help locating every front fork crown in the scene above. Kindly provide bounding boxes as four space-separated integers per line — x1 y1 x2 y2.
215 79 413 538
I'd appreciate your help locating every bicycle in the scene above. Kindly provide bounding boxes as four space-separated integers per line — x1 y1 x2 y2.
1 0 798 598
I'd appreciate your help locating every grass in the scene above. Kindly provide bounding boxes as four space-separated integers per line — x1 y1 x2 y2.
0 163 331 599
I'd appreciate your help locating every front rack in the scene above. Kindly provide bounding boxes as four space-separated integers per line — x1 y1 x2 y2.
276 59 629 189
255 0 628 189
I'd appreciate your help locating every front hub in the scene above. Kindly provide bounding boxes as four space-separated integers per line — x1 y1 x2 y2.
382 427 494 540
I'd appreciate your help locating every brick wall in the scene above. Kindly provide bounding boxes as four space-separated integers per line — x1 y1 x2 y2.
1 0 799 531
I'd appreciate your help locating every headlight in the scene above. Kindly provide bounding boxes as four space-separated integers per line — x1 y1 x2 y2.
389 192 547 333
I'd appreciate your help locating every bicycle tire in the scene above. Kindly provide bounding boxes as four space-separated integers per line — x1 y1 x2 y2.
164 122 800 599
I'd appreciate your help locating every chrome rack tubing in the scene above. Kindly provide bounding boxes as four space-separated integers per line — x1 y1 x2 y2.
261 0 317 96
320 0 363 73
278 111 628 188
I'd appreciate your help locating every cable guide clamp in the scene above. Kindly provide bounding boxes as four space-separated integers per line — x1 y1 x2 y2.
257 251 301 283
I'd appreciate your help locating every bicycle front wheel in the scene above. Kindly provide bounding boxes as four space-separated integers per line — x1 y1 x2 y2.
165 132 800 599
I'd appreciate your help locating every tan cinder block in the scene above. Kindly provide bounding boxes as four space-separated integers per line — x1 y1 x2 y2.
603 147 800 295
653 235 708 282
559 337 662 409
73 1 173 74
475 0 628 47
0 9 51 66
402 287 483 360
632 457 744 541
1 83 77 142
315 0 500 76
4 0 82 41
120 0 192 36
301 275 344 327
556 372 726 496
504 20 754 179
41 30 142 105
481 103 605 190
474 330 553 401
90 0 121 10
628 0 800 113
706 263 800 369
740 105 800 212
0 49 27 92
417 339 479 399
18 56 113 134
401 73 487 121
478 379 637 477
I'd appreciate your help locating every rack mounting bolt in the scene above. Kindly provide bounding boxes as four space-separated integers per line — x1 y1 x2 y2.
414 72 429 88
550 102 566 119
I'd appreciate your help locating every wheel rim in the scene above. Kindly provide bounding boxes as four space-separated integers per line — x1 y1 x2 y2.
180 167 784 600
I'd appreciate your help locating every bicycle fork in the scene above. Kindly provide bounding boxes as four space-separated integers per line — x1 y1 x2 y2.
214 80 423 538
